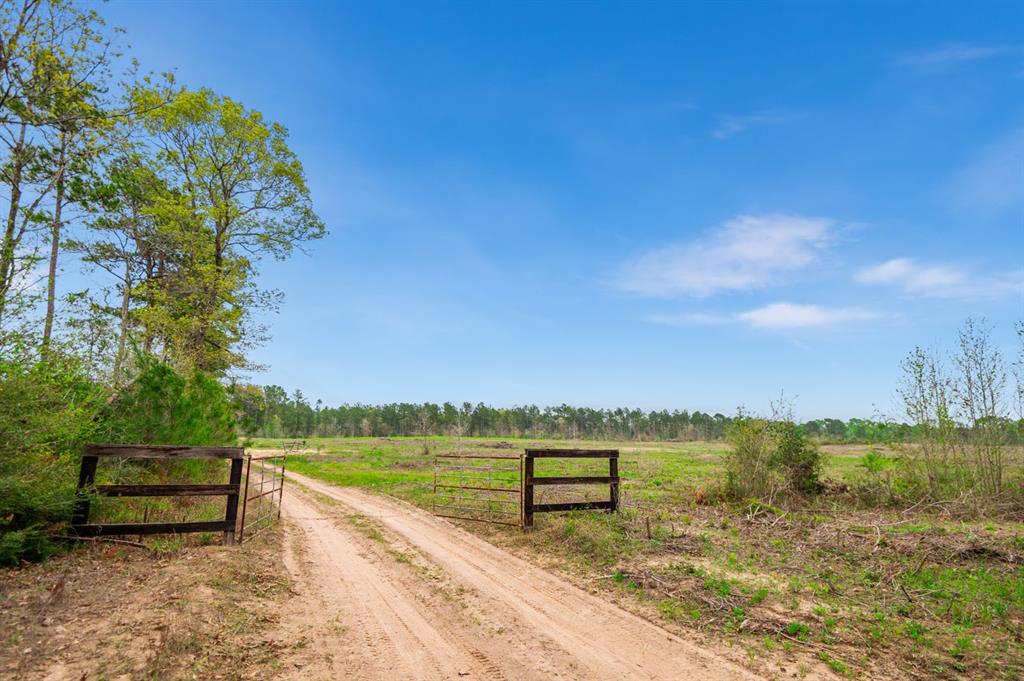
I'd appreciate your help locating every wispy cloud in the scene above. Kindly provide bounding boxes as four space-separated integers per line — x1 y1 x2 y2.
619 214 836 298
947 127 1024 213
855 258 1023 299
737 303 875 330
648 303 875 331
893 43 1024 73
712 108 803 140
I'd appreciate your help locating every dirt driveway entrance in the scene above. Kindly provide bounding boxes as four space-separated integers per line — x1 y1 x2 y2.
280 472 760 680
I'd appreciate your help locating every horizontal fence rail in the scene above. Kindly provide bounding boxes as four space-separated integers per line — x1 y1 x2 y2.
83 444 244 459
93 484 239 497
523 449 620 458
71 444 245 544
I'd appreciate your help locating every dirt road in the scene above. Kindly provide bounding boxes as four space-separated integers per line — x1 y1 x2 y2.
280 472 760 680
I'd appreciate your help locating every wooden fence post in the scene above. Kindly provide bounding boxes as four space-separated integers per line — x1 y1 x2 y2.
522 453 534 528
223 457 244 545
609 452 620 513
71 455 99 526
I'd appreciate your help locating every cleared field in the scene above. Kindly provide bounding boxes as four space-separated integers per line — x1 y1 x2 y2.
258 436 1024 680
250 436 885 506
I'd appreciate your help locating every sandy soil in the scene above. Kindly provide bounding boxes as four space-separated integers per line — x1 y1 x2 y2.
0 534 289 680
280 472 760 680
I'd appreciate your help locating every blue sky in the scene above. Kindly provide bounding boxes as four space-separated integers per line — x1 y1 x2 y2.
98 1 1023 419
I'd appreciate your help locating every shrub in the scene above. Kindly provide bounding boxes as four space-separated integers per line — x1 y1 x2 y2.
723 417 821 502
0 351 107 566
851 449 901 506
724 416 780 501
773 421 822 494
896 319 1023 511
101 352 237 446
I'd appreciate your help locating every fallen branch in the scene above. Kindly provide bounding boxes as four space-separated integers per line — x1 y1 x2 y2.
778 632 833 652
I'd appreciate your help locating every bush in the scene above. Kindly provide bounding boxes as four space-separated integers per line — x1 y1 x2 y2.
773 421 822 494
850 449 900 506
0 352 107 566
724 417 779 501
896 320 1024 511
723 417 821 502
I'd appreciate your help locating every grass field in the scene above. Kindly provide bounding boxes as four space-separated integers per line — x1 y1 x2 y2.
258 435 1024 680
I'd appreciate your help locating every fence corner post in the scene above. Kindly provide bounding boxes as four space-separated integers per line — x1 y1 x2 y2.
223 456 244 545
71 453 99 528
609 451 620 514
522 451 534 528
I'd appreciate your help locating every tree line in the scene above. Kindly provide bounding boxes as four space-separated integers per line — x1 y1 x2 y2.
236 388 919 443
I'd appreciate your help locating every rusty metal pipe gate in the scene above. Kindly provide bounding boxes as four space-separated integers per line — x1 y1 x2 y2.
432 453 522 526
238 454 287 543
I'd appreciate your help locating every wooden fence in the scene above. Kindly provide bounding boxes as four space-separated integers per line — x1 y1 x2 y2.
522 449 619 528
430 448 620 528
71 444 245 544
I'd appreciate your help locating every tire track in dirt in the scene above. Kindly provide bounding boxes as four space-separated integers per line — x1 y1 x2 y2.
280 490 488 680
286 472 761 680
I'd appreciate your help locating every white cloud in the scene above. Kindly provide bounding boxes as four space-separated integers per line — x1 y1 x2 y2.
855 258 963 290
894 43 1023 72
737 303 875 330
855 258 1023 299
947 127 1024 213
619 214 836 297
648 303 875 331
712 108 803 140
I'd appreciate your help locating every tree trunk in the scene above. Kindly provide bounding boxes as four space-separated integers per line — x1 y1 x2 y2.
113 259 132 384
142 253 156 353
41 130 67 351
0 122 28 325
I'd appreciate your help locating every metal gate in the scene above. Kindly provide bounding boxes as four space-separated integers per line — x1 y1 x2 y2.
432 453 522 526
238 454 286 542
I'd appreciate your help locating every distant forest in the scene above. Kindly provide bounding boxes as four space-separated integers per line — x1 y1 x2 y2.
234 385 914 443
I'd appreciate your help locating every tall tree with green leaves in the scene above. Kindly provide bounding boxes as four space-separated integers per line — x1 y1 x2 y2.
129 85 326 373
71 147 177 381
0 0 114 338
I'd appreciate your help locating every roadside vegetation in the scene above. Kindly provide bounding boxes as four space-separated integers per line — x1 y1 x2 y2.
0 0 324 566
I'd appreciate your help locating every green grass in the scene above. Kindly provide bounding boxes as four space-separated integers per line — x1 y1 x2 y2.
259 435 907 500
